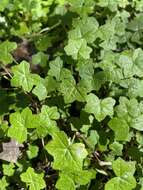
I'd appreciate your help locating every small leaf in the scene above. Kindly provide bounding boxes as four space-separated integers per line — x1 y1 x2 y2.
44 76 58 93
60 78 87 103
115 97 143 131
117 49 143 78
32 52 48 67
64 38 92 60
48 57 63 81
76 59 94 80
130 115 143 131
2 163 15 176
84 93 115 121
113 158 136 176
0 40 17 65
105 175 136 190
71 16 99 43
136 132 143 145
56 173 75 190
74 169 96 185
108 117 129 141
26 145 39 159
0 177 9 190
105 158 136 190
32 83 47 101
36 105 60 138
11 61 41 92
20 167 46 190
87 130 99 148
109 142 123 156
8 107 38 143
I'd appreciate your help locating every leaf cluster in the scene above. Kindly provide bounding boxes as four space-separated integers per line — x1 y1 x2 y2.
0 0 143 190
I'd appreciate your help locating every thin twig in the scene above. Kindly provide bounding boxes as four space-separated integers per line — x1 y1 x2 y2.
39 21 61 34
25 21 62 40
12 57 19 65
41 138 48 163
1 66 12 78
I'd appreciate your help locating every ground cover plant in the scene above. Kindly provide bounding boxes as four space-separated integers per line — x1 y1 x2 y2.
1 0 143 189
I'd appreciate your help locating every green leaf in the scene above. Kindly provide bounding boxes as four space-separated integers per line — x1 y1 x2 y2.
34 35 52 51
115 97 143 131
84 93 115 121
45 131 88 171
44 76 58 93
26 145 39 159
2 163 15 176
32 52 48 67
32 83 47 101
136 132 143 145
56 173 75 190
59 70 87 103
76 59 94 80
105 158 136 190
20 167 46 190
11 61 41 92
79 71 107 92
120 78 143 98
11 22 29 36
0 40 17 65
117 49 143 78
71 16 99 43
73 169 96 185
112 158 136 176
59 77 87 103
56 169 95 190
0 177 9 190
105 175 136 190
64 38 92 60
36 105 60 138
0 122 8 138
8 118 27 143
109 142 123 156
115 97 139 118
8 107 38 143
127 14 143 32
96 19 117 50
87 130 99 148
48 57 63 81
108 117 129 141
130 115 143 131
